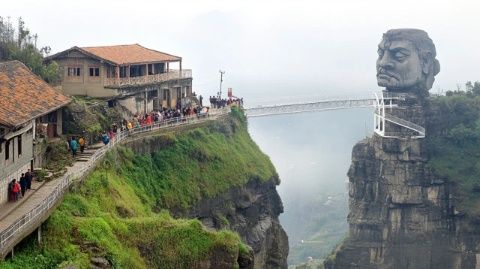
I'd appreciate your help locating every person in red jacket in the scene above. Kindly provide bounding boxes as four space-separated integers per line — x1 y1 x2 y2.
146 114 153 125
12 179 21 201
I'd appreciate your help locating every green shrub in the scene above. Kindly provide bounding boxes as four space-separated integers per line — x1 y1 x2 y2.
427 94 480 216
2 112 266 268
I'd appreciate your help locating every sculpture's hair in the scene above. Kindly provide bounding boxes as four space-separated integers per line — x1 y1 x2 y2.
383 29 440 90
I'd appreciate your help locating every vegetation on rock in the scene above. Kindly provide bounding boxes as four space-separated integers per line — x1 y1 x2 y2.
427 82 480 216
1 109 276 268
63 96 123 144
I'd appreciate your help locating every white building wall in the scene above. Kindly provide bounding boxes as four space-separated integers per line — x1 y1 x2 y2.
0 127 34 205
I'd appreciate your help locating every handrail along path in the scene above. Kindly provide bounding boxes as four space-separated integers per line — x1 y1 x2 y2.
0 108 230 259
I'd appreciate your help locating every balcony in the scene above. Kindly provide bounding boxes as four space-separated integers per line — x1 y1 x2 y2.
104 69 192 88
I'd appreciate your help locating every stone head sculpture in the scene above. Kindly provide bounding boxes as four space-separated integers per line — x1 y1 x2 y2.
376 29 440 93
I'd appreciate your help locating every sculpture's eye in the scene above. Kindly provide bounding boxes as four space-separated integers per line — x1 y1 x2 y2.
394 51 407 61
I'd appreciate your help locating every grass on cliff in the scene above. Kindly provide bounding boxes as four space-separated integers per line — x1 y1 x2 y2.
1 108 273 268
426 93 480 216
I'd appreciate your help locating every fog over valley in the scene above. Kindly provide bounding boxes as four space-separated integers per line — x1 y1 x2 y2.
3 0 480 102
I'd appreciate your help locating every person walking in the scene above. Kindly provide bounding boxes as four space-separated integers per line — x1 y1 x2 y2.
70 137 78 158
66 137 71 152
25 169 32 190
79 136 86 153
12 179 21 201
101 132 110 145
8 179 15 202
19 173 27 197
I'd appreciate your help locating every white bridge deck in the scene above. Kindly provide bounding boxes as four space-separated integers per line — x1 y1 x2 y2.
244 98 376 117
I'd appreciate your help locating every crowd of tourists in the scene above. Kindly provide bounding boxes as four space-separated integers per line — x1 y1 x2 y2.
7 170 34 202
209 96 243 108
119 106 208 132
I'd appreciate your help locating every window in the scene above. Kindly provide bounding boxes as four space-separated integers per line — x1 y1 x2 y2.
120 66 127 78
18 135 22 156
5 139 10 160
89 67 100 77
177 88 182 99
148 90 157 99
148 64 153 75
67 67 81 76
47 111 57 123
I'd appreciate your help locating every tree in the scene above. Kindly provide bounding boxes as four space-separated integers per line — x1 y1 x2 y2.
0 17 59 83
464 81 480 97
473 81 480 96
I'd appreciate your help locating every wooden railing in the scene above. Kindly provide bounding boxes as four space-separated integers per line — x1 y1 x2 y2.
0 107 230 258
104 69 192 87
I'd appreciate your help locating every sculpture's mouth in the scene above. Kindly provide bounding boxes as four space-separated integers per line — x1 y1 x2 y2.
377 71 398 81
377 74 393 80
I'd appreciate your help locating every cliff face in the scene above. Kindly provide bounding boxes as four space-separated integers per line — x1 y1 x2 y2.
325 93 480 269
1 110 289 269
125 112 289 269
128 133 289 269
183 177 289 269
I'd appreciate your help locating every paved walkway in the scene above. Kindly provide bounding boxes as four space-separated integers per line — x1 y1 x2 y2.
0 108 230 258
0 143 102 225
0 180 44 222
0 162 82 230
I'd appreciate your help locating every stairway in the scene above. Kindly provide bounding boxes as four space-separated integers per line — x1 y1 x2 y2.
75 143 105 162
384 114 425 137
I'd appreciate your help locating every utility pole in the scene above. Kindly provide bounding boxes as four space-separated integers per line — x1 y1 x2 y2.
219 70 225 99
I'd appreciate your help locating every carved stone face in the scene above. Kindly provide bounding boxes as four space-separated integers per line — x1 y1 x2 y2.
376 39 423 90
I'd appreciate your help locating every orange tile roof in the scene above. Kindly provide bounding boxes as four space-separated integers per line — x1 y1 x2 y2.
79 44 181 65
0 61 71 128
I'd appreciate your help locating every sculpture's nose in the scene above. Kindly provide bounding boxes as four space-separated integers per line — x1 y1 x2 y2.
378 53 394 69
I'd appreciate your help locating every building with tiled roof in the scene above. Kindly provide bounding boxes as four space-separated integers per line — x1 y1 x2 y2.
0 61 71 128
80 44 181 65
46 44 193 114
0 60 71 205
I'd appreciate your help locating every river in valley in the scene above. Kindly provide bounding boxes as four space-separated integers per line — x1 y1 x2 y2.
248 107 373 266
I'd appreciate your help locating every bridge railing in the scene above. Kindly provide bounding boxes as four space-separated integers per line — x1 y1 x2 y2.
0 107 230 256
384 114 425 135
244 97 376 110
245 98 376 117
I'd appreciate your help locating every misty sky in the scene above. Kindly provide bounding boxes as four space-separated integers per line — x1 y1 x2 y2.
3 0 480 104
